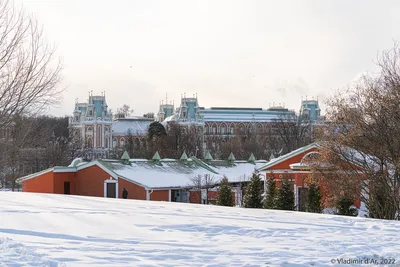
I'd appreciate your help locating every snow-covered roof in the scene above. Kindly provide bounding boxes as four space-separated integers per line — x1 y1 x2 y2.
199 108 296 123
99 159 222 189
205 160 268 182
17 157 270 189
112 120 152 135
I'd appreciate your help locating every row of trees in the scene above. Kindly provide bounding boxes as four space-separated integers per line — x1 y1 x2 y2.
116 114 314 161
0 115 70 189
239 173 357 216
0 0 64 189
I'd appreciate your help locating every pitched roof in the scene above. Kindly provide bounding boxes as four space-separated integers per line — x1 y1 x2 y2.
256 143 321 172
203 160 267 183
17 157 269 189
16 168 54 183
99 159 222 189
112 120 151 135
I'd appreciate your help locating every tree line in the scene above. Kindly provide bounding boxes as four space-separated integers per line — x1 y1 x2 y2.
115 115 314 161
211 172 357 217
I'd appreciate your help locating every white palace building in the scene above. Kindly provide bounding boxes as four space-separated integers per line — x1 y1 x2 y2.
69 92 322 159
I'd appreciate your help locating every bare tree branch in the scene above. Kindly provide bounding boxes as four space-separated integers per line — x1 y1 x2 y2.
0 0 63 129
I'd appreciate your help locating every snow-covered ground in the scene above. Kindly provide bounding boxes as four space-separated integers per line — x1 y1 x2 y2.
0 192 399 267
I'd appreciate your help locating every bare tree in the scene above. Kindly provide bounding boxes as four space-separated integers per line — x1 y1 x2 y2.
311 42 400 220
189 174 203 204
188 174 216 204
0 0 63 129
203 174 216 204
273 114 313 154
164 122 203 158
116 104 133 118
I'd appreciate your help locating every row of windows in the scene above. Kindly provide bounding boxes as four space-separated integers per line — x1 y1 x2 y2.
205 127 235 135
86 137 146 149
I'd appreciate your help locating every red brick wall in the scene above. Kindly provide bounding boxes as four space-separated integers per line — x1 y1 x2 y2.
118 178 146 200
22 171 54 193
75 165 111 197
189 191 202 204
53 172 75 194
150 190 169 201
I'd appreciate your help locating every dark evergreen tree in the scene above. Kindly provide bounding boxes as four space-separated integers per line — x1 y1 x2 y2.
243 172 263 208
147 122 167 140
216 177 233 207
276 178 295 211
306 183 322 213
336 197 358 216
263 175 277 209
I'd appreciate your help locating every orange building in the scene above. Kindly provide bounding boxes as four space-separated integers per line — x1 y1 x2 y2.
256 143 361 211
17 151 267 205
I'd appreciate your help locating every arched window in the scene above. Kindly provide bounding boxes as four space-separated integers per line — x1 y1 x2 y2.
212 123 217 135
87 137 93 148
113 138 117 148
120 138 125 148
105 137 109 148
220 123 227 135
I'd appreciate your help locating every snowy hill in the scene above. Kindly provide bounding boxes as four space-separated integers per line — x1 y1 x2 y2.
0 192 399 267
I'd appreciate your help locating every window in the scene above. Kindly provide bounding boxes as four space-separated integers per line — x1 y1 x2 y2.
113 138 117 147
221 127 225 135
213 127 216 134
89 110 93 116
87 137 93 148
230 127 234 134
120 138 125 147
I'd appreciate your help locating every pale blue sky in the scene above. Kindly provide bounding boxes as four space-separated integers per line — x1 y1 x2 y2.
17 0 400 116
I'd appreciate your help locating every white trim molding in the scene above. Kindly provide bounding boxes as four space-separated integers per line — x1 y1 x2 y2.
104 177 118 198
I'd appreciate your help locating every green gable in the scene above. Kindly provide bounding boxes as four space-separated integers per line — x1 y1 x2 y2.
180 151 189 161
152 151 161 161
227 152 236 162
